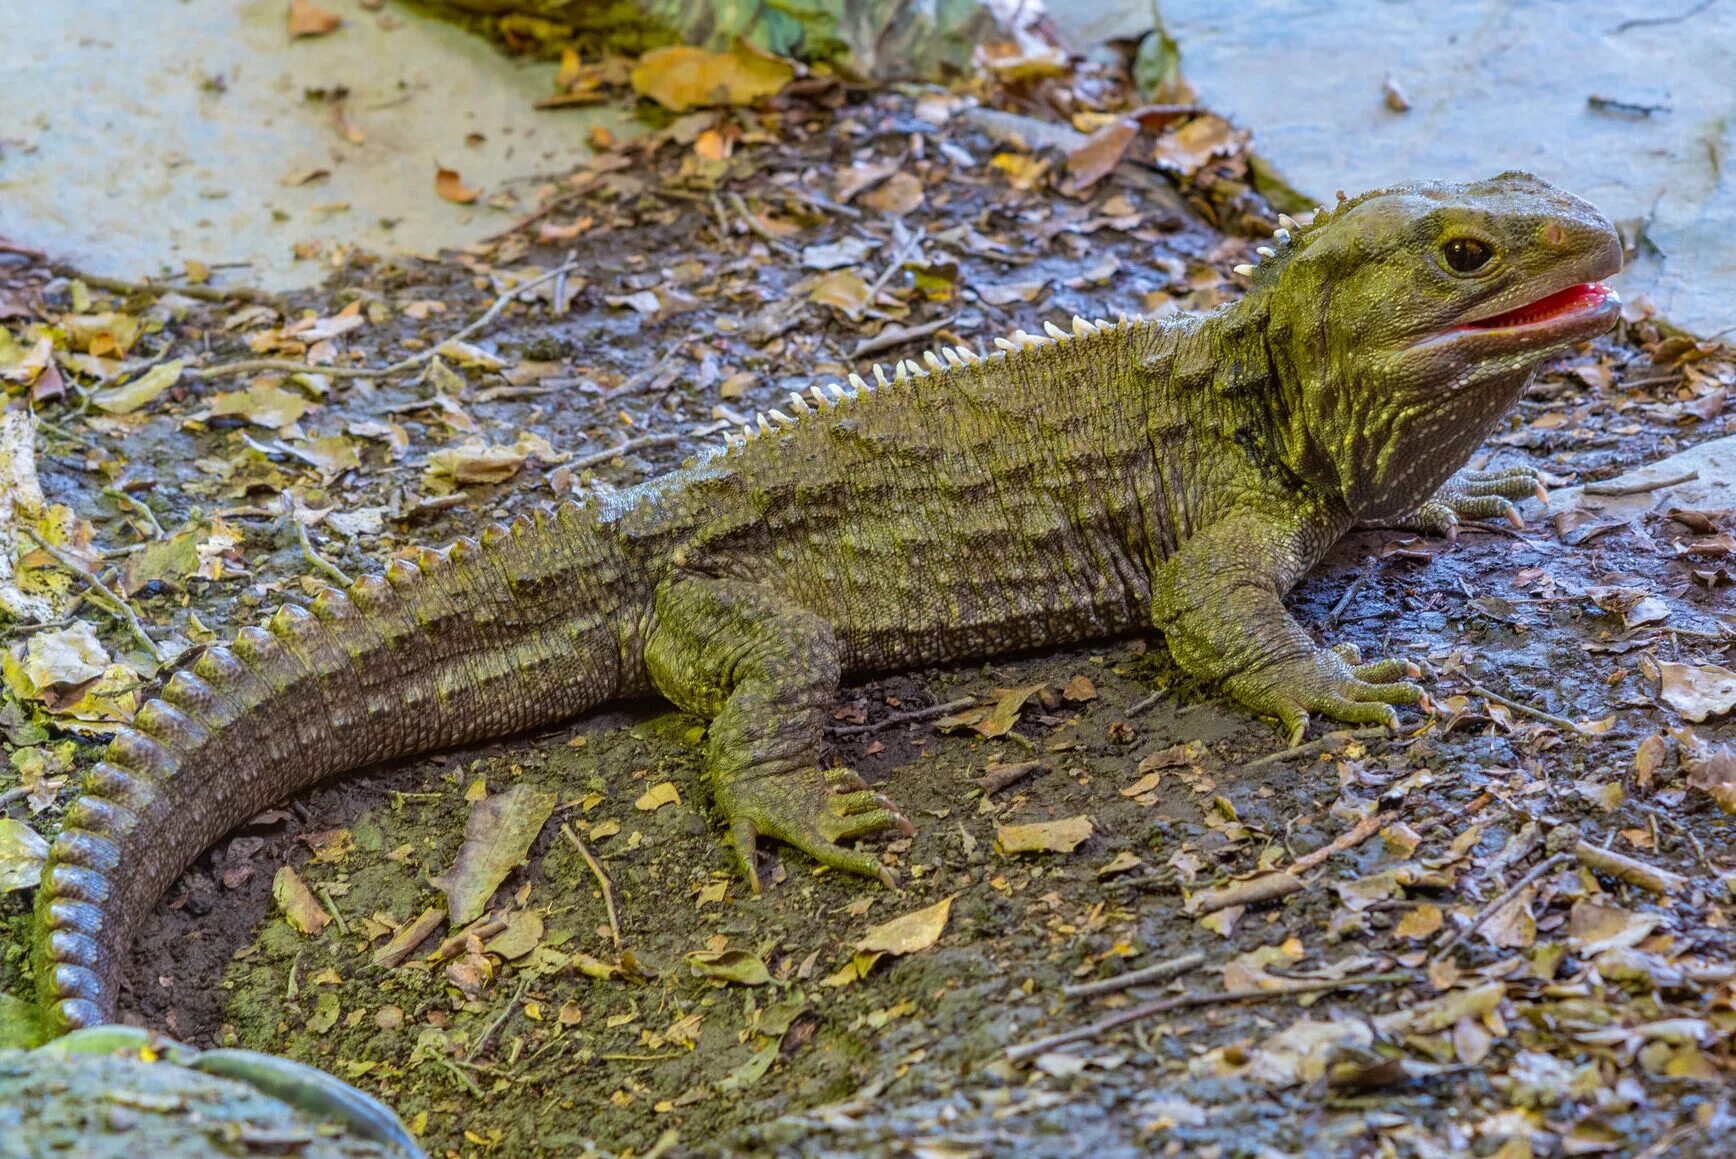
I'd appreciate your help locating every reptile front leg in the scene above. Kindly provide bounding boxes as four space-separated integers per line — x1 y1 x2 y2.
644 576 910 891
1371 466 1546 538
1152 511 1424 744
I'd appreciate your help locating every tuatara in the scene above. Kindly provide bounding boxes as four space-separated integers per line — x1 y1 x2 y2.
19 172 1620 1066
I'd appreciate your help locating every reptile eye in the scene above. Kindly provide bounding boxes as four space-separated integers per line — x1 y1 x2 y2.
1442 237 1494 273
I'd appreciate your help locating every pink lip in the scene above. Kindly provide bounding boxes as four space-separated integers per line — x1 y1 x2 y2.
1459 281 1618 332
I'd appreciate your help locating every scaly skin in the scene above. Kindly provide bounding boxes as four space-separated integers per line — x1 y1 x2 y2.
14 174 1620 1088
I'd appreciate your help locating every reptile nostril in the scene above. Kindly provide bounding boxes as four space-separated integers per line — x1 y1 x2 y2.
1544 221 1566 248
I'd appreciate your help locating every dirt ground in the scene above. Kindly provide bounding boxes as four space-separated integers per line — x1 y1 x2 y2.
3 68 1736 1159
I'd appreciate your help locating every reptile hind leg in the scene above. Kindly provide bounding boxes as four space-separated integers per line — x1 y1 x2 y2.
644 575 910 891
1376 465 1546 538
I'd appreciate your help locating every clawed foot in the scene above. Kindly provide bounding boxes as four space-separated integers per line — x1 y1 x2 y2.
1228 642 1428 746
714 766 913 891
1400 465 1547 539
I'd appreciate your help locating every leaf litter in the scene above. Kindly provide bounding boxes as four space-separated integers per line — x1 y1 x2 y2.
0 14 1733 1158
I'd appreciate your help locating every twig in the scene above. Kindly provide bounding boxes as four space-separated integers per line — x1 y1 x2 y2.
1241 725 1390 772
765 182 862 219
1006 972 1412 1063
597 339 688 404
58 269 263 304
974 760 1043 795
1466 682 1592 735
1574 839 1687 895
291 509 352 588
427 1053 487 1098
466 976 530 1063
315 884 348 937
562 823 621 947
724 192 800 258
1327 565 1373 625
1186 872 1304 916
1126 689 1164 716
830 696 975 738
1613 0 1719 33
851 227 926 321
1633 801 1713 872
1583 468 1698 496
190 261 579 381
21 527 163 664
1 238 47 259
1430 852 1571 963
849 315 958 360
101 488 166 539
1287 810 1385 874
1063 951 1206 998
567 432 681 472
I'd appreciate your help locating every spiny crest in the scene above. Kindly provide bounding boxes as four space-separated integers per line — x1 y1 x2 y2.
1232 188 1369 281
717 313 1137 454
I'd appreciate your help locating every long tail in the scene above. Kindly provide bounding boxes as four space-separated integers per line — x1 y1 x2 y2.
33 503 630 1031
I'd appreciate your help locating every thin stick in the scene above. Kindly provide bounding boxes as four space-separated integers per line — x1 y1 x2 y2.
1466 682 1591 735
315 884 348 937
1574 839 1687 895
100 488 165 539
1430 852 1570 963
724 193 800 258
21 527 163 664
465 976 530 1063
1126 690 1164 716
830 696 975 738
597 339 687 404
190 261 579 381
1007 972 1411 1063
0 238 47 259
1241 725 1391 772
1287 810 1385 874
851 227 926 320
292 511 352 587
849 315 958 360
1063 951 1206 998
1327 567 1371 624
1583 468 1699 497
562 824 620 947
59 269 262 304
567 432 681 472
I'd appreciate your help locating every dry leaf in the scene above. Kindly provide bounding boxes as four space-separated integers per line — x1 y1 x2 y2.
686 949 772 986
635 782 681 811
1064 119 1138 193
19 622 108 689
856 895 953 955
1395 904 1443 940
996 815 1094 855
273 865 330 935
863 172 925 216
288 0 342 37
434 166 480 205
429 783 556 925
90 359 182 415
1062 674 1097 702
0 818 49 893
207 383 309 429
1682 733 1736 813
629 44 794 113
1656 661 1736 721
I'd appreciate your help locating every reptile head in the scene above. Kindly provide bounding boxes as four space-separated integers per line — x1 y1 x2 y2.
1260 170 1622 520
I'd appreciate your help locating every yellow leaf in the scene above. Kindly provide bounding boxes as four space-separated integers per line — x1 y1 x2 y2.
1395 903 1444 940
273 865 330 935
91 360 182 415
635 782 681 811
629 44 794 113
996 815 1094 855
434 165 480 205
856 895 953 956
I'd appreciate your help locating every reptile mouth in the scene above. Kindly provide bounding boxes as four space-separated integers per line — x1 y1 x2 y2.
1443 281 1621 346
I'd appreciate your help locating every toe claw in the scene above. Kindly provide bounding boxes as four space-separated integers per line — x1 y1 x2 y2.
1404 660 1422 680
